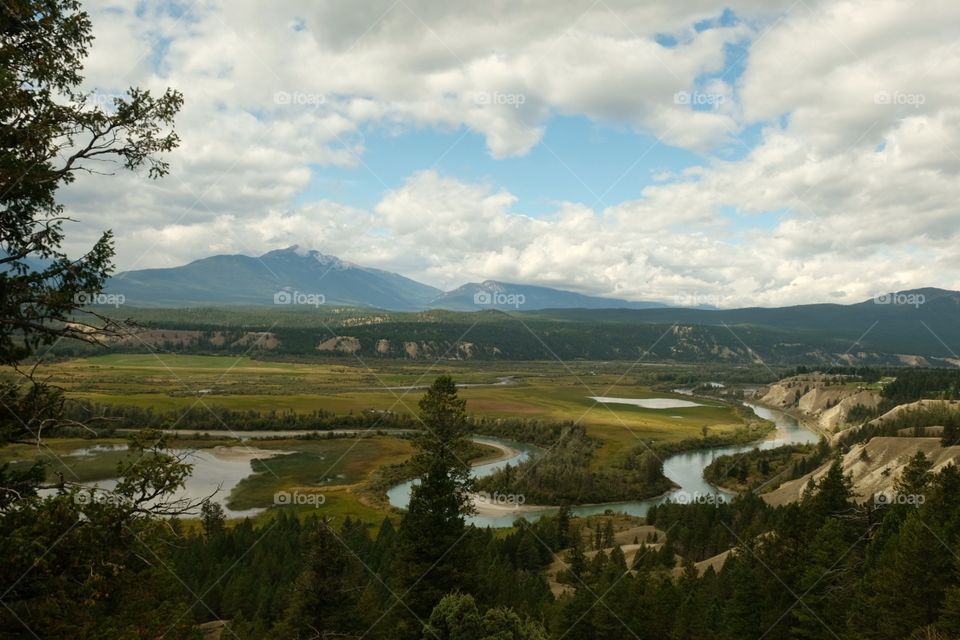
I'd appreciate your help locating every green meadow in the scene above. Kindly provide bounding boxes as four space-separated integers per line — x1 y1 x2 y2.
37 354 747 457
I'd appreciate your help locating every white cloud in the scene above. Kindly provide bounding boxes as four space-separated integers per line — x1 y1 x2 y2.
52 0 960 306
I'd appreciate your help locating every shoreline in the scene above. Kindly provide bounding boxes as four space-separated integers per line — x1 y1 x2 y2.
470 437 521 464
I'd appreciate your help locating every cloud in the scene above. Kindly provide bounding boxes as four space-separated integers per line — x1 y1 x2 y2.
52 0 960 306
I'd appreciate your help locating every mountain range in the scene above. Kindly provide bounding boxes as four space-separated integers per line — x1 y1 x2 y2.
85 247 960 364
105 246 668 310
104 247 960 354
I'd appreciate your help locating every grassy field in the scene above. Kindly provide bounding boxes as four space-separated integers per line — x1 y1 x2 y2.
27 354 748 463
226 437 415 510
1 354 757 524
0 438 130 483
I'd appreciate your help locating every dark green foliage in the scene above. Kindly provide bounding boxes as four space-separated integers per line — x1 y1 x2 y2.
703 443 814 491
128 442 960 640
0 431 200 638
272 518 363 638
424 593 548 640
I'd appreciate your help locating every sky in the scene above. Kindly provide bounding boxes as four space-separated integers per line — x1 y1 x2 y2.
60 0 960 307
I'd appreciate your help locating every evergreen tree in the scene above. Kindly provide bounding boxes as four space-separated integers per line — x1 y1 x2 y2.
396 376 475 622
556 505 571 549
424 593 547 640
603 519 615 549
567 530 588 583
803 457 854 523
273 519 359 638
895 450 933 498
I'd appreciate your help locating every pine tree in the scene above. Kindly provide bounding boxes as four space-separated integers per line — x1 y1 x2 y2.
272 519 359 638
603 519 615 549
853 512 952 638
803 457 854 523
567 531 588 583
895 450 933 498
556 505 571 549
395 376 475 621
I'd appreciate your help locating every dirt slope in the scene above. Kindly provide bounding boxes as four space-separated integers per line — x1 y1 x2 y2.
763 436 960 506
757 374 882 432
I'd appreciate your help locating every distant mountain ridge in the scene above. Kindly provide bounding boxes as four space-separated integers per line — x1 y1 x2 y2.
106 246 442 309
105 247 960 344
106 246 669 310
430 280 666 311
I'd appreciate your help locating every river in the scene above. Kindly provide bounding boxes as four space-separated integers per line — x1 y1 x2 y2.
387 400 820 527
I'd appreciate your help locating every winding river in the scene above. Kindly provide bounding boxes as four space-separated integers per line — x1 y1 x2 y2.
387 400 820 527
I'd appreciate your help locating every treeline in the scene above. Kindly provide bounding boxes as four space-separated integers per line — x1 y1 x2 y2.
469 417 575 447
173 510 559 639
850 368 960 421
837 401 960 449
60 399 592 445
53 310 947 364
476 418 778 505
789 367 960 424
882 368 960 404
62 399 422 432
645 492 777 562
652 419 776 458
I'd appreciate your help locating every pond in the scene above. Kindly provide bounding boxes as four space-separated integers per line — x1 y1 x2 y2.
588 396 704 409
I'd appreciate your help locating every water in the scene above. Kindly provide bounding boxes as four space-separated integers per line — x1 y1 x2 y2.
66 444 127 457
59 447 289 519
589 396 704 409
388 399 819 527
